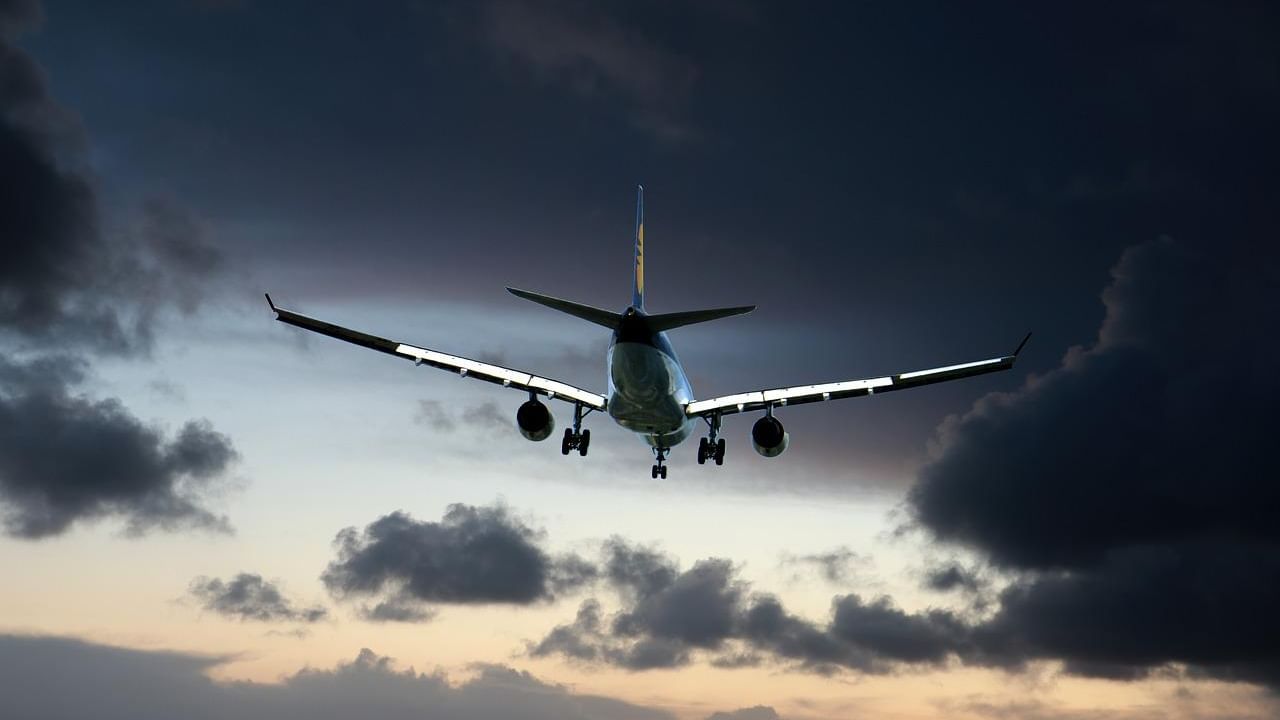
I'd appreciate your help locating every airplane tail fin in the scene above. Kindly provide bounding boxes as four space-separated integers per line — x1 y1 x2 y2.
509 188 754 334
506 287 622 329
632 185 645 311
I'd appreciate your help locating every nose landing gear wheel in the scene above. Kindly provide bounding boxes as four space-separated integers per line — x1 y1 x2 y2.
651 447 669 479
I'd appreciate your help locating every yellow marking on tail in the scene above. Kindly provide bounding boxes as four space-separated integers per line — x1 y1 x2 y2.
636 222 644 294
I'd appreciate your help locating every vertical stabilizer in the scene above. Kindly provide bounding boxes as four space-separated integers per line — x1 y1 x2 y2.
632 185 645 311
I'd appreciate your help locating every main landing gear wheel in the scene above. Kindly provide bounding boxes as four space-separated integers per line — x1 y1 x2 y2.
697 412 727 466
561 402 593 457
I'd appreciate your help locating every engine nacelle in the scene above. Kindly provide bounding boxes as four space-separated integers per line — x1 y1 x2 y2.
516 399 554 441
751 416 790 458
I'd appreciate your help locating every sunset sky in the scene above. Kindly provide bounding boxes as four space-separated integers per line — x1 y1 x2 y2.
3 2 1279 719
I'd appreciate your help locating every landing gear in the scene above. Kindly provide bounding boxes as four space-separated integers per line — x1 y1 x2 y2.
561 402 593 456
651 447 669 479
697 412 726 466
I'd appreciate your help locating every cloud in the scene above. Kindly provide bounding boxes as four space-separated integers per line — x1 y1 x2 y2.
460 401 511 431
0 353 237 538
413 400 456 431
0 1 241 540
413 400 510 433
532 538 971 674
0 0 39 33
481 0 699 140
705 708 781 720
907 238 1280 686
0 634 676 720
322 503 597 618
0 15 226 356
922 562 986 595
188 573 327 623
780 546 866 584
359 599 437 623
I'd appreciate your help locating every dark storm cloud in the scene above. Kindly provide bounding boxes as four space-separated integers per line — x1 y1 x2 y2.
322 504 597 614
481 0 700 140
0 353 236 538
922 562 986 595
189 573 327 623
611 556 742 649
0 0 39 32
0 9 226 355
907 239 1280 686
0 634 676 720
0 1 240 539
533 538 973 673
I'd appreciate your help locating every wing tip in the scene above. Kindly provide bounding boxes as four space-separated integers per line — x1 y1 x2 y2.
264 292 277 313
1013 331 1032 358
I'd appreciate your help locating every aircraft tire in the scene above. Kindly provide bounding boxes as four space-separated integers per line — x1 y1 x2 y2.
561 429 573 455
697 438 708 464
715 438 726 466
651 465 659 479
578 429 591 456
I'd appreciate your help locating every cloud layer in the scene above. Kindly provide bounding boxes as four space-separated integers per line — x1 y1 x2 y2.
0 634 676 720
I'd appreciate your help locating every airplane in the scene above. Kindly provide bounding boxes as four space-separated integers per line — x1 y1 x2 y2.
266 186 1029 479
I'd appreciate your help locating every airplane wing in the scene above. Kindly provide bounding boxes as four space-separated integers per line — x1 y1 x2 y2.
265 294 606 410
685 333 1030 418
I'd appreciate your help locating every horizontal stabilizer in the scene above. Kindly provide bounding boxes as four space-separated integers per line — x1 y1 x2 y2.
507 287 622 329
647 305 755 332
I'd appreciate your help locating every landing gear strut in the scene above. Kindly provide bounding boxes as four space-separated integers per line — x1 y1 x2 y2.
560 402 592 457
696 411 726 466
651 447 669 479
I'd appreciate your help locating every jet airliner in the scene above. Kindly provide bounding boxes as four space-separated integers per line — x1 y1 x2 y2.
267 187 1029 478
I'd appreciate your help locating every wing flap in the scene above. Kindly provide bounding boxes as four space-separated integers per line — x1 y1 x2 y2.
269 295 606 410
685 337 1028 418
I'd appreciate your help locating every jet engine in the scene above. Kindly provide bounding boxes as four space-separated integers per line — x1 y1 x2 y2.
751 416 790 458
516 399 554 441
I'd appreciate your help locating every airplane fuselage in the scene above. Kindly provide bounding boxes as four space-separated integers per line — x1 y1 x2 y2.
606 307 696 449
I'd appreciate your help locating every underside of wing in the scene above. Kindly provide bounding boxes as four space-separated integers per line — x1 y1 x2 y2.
266 294 606 410
685 334 1030 418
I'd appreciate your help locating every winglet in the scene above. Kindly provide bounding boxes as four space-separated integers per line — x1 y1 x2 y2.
265 292 278 313
1013 331 1032 358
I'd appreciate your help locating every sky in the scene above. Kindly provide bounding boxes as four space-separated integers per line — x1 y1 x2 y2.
1 1 1279 718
